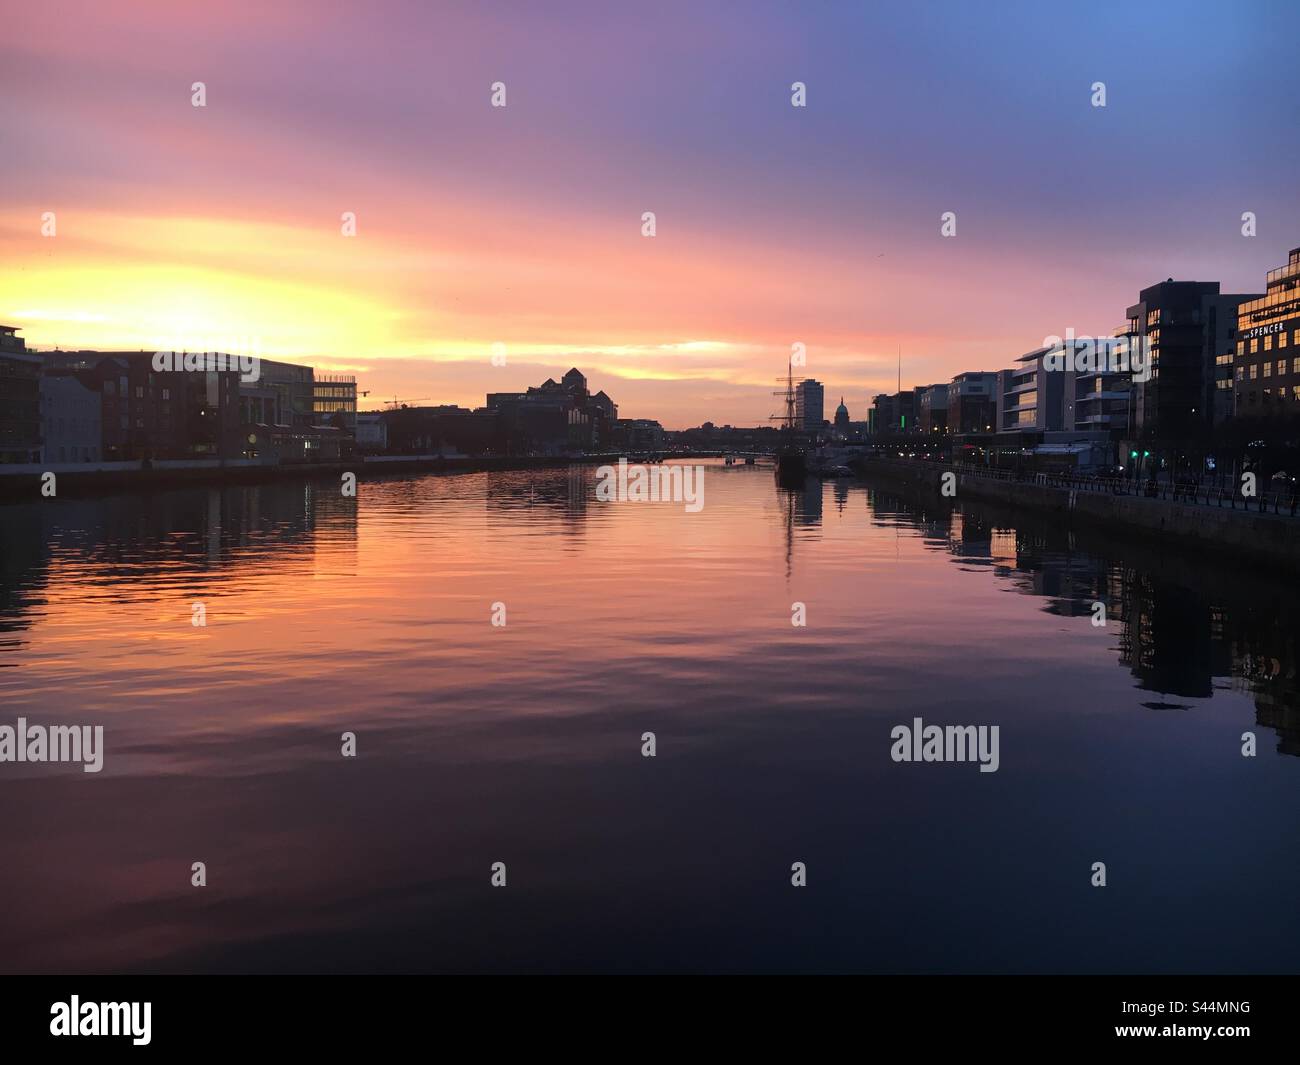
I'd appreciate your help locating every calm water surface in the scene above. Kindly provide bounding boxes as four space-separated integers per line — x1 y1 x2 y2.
1 461 1298 973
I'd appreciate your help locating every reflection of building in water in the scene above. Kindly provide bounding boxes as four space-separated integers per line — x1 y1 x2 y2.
0 504 51 658
1117 576 1213 698
483 467 593 541
1227 625 1300 755
793 477 823 526
846 480 1300 753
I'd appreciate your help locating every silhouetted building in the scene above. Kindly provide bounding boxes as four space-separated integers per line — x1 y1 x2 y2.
384 405 502 455
795 379 824 433
487 367 617 452
40 372 102 463
947 372 997 435
43 349 242 460
833 397 851 434
0 325 42 463
1126 280 1257 438
915 384 948 434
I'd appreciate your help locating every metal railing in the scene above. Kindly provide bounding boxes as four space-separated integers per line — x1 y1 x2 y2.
880 457 1300 518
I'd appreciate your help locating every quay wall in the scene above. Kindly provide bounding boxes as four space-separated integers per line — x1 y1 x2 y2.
858 458 1300 571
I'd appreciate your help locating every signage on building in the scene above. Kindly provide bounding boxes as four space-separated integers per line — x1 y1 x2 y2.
1243 321 1292 340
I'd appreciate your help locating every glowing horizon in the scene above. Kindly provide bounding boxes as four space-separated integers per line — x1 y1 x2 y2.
4 0 1298 428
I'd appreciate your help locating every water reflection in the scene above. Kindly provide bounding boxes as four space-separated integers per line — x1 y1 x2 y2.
862 481 1300 755
1 465 1298 974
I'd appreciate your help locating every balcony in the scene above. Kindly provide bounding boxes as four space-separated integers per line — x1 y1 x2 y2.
1266 259 1300 286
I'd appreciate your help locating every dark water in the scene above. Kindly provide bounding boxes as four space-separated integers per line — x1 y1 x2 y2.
1 462 1297 973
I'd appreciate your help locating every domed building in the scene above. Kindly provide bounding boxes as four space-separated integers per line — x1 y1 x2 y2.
833 396 851 433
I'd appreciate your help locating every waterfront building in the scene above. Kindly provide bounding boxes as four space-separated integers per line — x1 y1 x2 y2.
42 349 243 461
250 358 316 427
0 325 42 463
614 418 665 450
869 390 917 434
915 384 948 434
355 411 388 452
486 367 618 452
384 404 502 456
869 393 896 435
313 373 358 431
1125 280 1258 438
795 379 824 433
946 372 998 435
1231 245 1300 420
40 372 102 463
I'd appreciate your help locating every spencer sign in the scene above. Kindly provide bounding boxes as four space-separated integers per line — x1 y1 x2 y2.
1243 321 1291 340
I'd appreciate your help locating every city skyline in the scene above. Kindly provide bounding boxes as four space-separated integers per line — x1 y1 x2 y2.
4 0 1300 428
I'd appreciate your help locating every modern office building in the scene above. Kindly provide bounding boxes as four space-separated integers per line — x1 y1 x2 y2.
946 372 998 435
1203 292 1258 425
0 325 42 463
313 373 358 431
996 347 1060 434
794 378 824 432
249 358 316 428
40 373 102 463
869 390 916 434
1124 280 1258 438
910 384 945 434
1232 244 1300 420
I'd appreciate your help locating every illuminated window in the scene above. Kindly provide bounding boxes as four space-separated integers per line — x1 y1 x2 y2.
1281 332 1290 349
1251 338 1259 353
1279 360 1287 376
1263 363 1271 378
1237 366 1246 380
1250 364 1259 379
1265 334 1274 351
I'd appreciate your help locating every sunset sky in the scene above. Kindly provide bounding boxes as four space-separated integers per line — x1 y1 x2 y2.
4 0 1299 428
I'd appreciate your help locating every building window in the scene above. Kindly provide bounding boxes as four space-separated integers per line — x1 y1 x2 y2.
1263 363 1272 378
1236 366 1245 381
1250 364 1259 380
1251 338 1259 353
161 388 170 400
1281 332 1290 349
135 386 145 399
1279 360 1287 377
1293 358 1300 374
1237 340 1245 356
